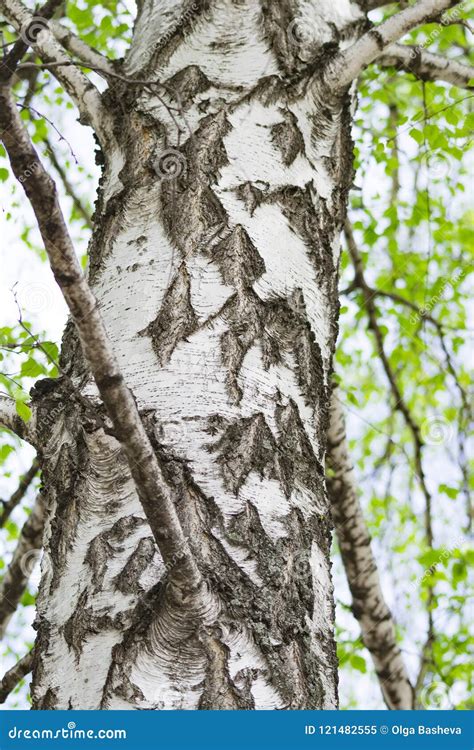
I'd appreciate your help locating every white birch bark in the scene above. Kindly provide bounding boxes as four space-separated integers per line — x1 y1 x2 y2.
30 0 361 710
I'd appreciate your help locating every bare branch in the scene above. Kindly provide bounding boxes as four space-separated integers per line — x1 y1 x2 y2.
327 388 414 710
379 43 474 88
0 494 45 639
43 134 93 229
344 220 436 660
0 0 115 145
0 84 203 600
325 0 462 89
48 20 116 77
0 457 39 527
344 221 434 542
0 648 34 703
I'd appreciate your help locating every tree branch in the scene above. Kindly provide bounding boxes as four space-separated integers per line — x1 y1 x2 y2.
379 43 474 88
0 648 34 703
344 221 434 541
0 395 33 441
0 458 39 528
0 494 45 639
0 0 62 76
344 219 436 667
0 84 203 601
326 0 461 89
327 387 414 709
48 20 116 77
0 0 114 145
43 134 93 229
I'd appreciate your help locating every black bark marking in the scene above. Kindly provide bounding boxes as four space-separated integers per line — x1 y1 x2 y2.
234 182 265 215
166 65 211 109
160 111 232 260
209 224 265 288
113 537 156 594
86 515 147 592
140 263 198 366
208 412 278 493
198 631 254 709
276 399 325 498
271 109 305 166
208 400 324 500
368 28 385 50
63 589 128 663
218 288 327 411
259 0 302 75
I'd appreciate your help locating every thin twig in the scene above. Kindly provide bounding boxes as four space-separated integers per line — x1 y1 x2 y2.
0 457 39 527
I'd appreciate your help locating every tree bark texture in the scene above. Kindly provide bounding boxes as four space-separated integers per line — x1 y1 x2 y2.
31 0 360 710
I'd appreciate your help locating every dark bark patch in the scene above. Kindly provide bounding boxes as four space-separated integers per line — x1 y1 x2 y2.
198 630 254 709
63 589 118 662
208 412 278 493
166 65 211 109
208 400 324 501
113 536 156 594
209 224 265 288
140 263 198 365
86 515 147 592
161 182 228 258
271 109 305 166
276 399 325 498
217 287 328 412
234 182 265 215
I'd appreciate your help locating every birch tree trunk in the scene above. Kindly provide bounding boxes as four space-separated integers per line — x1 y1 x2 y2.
31 0 360 710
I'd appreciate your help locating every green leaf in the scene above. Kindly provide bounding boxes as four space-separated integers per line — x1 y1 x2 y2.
350 654 367 673
438 484 458 499
20 358 45 378
15 400 32 423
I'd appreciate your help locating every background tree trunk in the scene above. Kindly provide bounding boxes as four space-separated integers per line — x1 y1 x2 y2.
31 0 359 710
